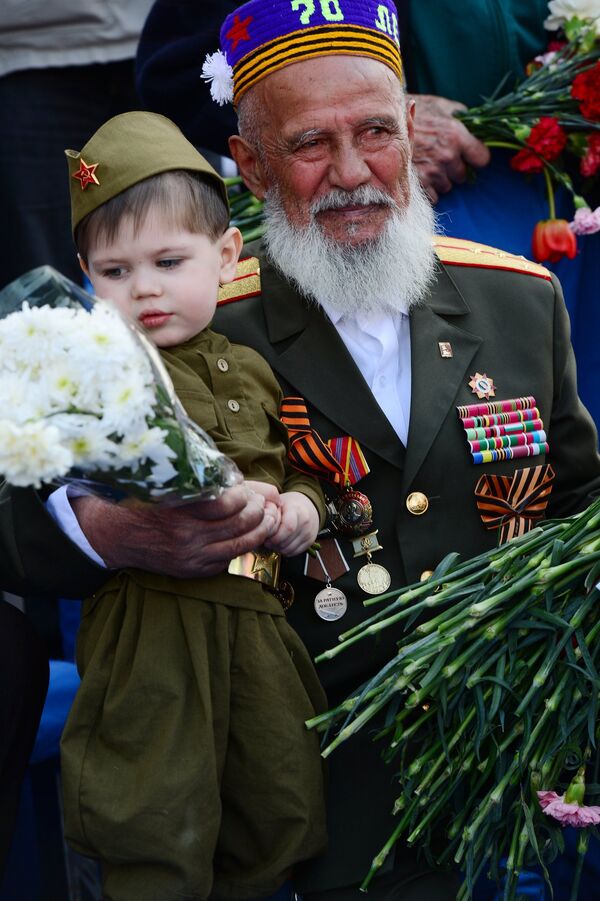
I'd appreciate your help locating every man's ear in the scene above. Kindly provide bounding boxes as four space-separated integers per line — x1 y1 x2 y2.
218 227 244 284
406 96 416 150
229 135 268 200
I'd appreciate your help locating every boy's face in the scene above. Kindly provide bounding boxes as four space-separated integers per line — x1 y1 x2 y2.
83 212 241 348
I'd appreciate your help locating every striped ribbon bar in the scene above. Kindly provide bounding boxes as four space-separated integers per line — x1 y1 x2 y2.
475 464 555 544
457 395 536 419
461 408 540 430
457 395 549 465
472 442 549 465
465 419 544 441
469 430 547 454
280 397 370 487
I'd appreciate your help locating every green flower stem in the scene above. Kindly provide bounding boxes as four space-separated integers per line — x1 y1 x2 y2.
519 674 571 763
570 829 589 901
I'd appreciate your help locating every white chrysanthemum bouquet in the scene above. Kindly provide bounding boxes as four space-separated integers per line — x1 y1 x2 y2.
0 266 240 499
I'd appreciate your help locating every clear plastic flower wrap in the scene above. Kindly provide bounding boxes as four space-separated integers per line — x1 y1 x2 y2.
0 266 242 500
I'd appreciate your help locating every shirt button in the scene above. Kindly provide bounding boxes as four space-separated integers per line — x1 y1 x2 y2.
406 492 429 515
217 358 229 372
378 375 387 387
227 399 240 413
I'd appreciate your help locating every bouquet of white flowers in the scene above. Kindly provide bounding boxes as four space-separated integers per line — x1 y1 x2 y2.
0 266 241 500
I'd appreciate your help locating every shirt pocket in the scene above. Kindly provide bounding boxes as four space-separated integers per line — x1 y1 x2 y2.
175 390 219 435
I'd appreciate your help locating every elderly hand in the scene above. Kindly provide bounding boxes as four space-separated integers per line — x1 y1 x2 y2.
71 483 280 578
409 94 491 204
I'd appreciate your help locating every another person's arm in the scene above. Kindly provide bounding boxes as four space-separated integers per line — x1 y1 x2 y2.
0 482 278 597
408 94 491 203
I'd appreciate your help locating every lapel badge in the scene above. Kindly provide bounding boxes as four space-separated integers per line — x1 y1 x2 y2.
72 158 100 190
438 342 453 358
469 372 496 400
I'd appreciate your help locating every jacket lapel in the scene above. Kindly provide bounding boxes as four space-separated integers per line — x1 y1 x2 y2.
259 257 406 470
401 262 482 492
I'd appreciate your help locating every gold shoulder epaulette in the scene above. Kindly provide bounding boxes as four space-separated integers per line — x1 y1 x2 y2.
217 256 261 306
434 237 552 281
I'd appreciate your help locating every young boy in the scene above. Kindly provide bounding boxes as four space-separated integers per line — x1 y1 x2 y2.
60 111 327 901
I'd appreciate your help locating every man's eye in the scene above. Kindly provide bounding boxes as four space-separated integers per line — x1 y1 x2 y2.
157 258 181 269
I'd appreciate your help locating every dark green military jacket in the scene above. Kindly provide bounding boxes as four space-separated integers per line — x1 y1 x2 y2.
211 238 600 893
1 240 600 893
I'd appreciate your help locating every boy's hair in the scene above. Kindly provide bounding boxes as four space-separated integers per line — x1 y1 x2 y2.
75 170 230 262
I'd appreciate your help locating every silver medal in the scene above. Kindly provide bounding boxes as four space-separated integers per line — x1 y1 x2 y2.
314 586 348 622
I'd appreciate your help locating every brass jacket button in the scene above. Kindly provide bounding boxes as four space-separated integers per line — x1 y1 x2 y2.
217 358 229 372
227 399 240 413
406 492 429 515
420 570 434 582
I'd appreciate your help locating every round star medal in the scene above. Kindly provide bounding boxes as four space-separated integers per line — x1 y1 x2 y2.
331 488 373 537
314 581 348 622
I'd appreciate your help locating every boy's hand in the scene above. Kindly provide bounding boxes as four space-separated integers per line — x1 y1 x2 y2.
264 491 319 556
244 480 281 507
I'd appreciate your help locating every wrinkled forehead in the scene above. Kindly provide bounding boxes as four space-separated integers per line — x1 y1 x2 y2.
251 54 406 131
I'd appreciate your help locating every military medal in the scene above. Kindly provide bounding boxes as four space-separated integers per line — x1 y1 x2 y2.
468 372 496 400
352 531 391 595
314 582 348 621
330 487 373 537
357 563 391 595
279 396 388 600
312 550 348 621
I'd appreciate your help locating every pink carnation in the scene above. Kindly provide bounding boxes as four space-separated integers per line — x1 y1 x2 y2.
537 790 600 827
569 206 600 235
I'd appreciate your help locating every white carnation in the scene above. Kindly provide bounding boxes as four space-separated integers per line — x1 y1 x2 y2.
545 0 600 33
0 419 73 488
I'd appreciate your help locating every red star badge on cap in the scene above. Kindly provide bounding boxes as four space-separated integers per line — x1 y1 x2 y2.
72 158 100 190
226 14 253 50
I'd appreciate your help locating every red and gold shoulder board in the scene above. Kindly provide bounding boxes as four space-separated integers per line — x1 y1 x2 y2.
217 256 261 306
433 237 552 281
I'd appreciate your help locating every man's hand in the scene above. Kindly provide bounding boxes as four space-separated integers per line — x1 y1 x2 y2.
409 94 491 204
264 491 320 557
71 484 279 578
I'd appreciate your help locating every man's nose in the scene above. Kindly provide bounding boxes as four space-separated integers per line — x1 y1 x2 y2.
328 143 371 190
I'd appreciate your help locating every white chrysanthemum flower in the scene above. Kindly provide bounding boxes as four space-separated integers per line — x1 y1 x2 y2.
49 414 118 469
0 374 48 424
0 419 73 487
99 370 157 434
117 425 177 481
0 304 78 364
545 1 600 33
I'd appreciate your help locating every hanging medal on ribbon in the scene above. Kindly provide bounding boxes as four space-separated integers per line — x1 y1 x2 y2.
281 396 391 603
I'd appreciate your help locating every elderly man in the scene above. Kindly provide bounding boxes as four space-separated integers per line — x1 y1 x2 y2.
1 0 600 899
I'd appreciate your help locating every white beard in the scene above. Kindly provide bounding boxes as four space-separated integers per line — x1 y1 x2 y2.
262 168 438 316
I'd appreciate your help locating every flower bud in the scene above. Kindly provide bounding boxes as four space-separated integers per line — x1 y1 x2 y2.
532 219 578 263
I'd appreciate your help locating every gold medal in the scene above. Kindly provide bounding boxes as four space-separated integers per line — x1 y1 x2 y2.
351 531 391 595
357 563 391 595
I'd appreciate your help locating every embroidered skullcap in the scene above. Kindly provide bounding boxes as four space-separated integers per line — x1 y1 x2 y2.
65 111 229 232
202 0 402 108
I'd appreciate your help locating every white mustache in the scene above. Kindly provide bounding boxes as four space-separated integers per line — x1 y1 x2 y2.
310 186 399 216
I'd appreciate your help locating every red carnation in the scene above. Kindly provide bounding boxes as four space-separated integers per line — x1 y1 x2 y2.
511 117 568 173
572 62 600 121
581 134 600 177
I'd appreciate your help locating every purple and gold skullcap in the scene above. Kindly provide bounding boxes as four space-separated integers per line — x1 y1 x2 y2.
202 0 402 108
